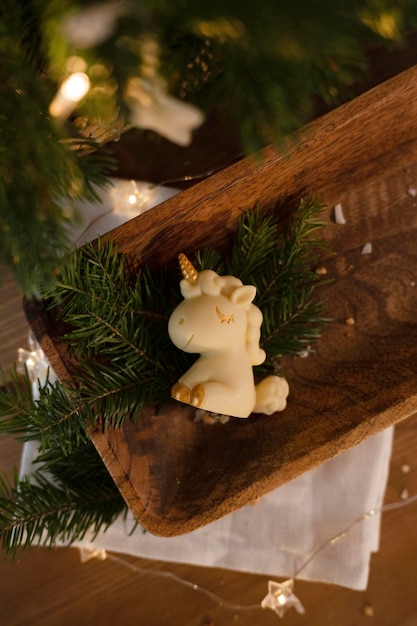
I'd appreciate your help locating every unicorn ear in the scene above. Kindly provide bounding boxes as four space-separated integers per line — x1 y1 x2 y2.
230 285 256 308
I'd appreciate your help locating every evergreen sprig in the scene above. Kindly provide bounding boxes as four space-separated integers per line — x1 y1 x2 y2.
257 197 330 371
0 366 35 436
0 196 329 555
0 468 126 558
222 197 330 373
2 0 417 292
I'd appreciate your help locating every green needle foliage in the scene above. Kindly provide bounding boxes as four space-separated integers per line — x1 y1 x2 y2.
250 198 331 373
1 0 114 296
0 467 126 559
0 374 128 558
0 196 329 556
2 0 417 292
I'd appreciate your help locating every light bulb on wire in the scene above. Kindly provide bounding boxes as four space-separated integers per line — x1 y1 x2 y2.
49 72 91 119
111 180 154 216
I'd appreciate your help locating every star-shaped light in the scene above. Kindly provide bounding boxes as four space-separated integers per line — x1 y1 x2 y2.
79 546 107 563
17 332 49 383
110 179 154 217
125 77 204 147
261 579 305 619
62 0 125 49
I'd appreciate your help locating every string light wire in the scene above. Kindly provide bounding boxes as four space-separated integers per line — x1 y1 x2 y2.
94 492 417 617
17 323 417 618
293 492 417 578
105 552 261 612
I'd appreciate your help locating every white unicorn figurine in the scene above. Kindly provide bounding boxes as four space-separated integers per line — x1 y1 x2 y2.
168 253 289 418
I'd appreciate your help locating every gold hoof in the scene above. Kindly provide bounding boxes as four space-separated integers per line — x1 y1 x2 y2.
190 384 205 408
171 382 191 404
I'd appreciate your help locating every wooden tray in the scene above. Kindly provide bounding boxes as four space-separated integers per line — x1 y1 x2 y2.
25 64 417 536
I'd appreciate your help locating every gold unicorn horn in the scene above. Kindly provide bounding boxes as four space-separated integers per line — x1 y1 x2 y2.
178 253 199 284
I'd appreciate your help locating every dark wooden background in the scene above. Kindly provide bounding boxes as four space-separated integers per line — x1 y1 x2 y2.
2 36 417 626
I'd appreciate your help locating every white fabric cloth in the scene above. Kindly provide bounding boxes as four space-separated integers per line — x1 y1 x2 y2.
19 180 394 590
64 177 178 246
21 428 393 590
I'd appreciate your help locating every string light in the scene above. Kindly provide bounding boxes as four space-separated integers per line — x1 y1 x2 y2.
125 37 204 146
104 552 261 614
73 171 228 248
16 334 417 620
16 331 49 385
49 72 91 119
261 579 305 618
75 492 417 621
110 180 154 216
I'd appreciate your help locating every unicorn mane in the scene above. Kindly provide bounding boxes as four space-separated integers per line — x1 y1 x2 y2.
216 275 265 365
245 303 266 366
180 270 265 366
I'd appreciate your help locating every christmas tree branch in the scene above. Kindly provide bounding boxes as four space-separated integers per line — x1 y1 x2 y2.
40 195 329 443
0 195 330 552
2 197 329 457
2 0 417 292
0 470 126 558
0 366 36 436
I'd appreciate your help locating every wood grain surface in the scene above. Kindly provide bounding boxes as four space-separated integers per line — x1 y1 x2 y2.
24 63 417 536
2 41 417 626
0 418 417 626
1 275 417 624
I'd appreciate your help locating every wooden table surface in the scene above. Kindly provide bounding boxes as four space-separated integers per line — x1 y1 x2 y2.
1 268 417 625
2 36 417 626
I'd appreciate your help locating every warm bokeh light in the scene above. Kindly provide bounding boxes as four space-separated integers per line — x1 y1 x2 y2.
61 72 91 102
49 72 91 118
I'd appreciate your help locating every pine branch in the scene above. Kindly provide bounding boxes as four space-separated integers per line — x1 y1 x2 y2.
51 245 174 365
160 1 417 149
221 196 330 373
2 0 417 291
0 194 330 552
2 197 329 458
0 469 126 559
3 0 416 554
0 378 128 556
226 207 278 283
0 366 132 454
23 368 161 454
0 366 36 436
42 197 329 441
0 38 112 295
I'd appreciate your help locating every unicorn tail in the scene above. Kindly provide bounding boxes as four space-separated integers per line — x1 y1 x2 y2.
253 376 289 415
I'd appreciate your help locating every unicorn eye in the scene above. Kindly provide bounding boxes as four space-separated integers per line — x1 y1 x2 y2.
178 317 185 325
215 306 234 324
